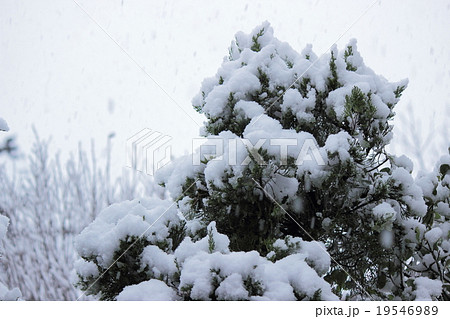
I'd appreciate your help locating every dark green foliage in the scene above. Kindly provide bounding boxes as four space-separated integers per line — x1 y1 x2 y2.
251 27 265 52
169 220 187 251
394 85 406 99
243 276 264 297
181 154 284 253
327 51 341 91
312 289 323 301
439 163 449 176
207 227 216 253
76 236 151 300
344 45 357 71
76 218 187 301
265 236 301 262
204 92 252 137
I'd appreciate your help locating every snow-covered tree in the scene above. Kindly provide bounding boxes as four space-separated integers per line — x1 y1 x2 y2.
75 198 335 300
408 155 450 300
0 117 21 301
0 213 21 301
74 22 449 301
0 130 159 300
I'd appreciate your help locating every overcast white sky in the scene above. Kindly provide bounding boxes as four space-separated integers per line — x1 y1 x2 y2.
1 0 449 176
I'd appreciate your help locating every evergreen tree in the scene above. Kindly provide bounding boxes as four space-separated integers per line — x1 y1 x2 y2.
75 23 449 301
